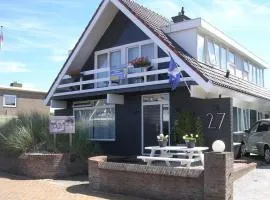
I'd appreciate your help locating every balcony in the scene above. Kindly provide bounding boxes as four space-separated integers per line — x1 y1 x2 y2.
53 57 193 97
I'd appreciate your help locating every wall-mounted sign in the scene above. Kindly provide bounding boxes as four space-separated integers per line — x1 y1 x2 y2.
49 116 75 134
107 94 124 105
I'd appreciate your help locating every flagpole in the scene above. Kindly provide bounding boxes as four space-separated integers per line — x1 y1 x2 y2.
178 67 192 95
0 26 3 51
168 52 192 95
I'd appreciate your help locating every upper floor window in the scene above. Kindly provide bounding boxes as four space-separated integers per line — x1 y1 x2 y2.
243 61 249 81
197 34 264 86
197 34 205 63
3 95 16 108
220 47 227 70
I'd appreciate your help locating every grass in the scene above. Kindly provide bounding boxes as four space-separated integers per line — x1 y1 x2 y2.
0 113 102 159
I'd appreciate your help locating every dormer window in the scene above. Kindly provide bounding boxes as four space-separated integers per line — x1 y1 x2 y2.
243 61 249 81
197 33 264 86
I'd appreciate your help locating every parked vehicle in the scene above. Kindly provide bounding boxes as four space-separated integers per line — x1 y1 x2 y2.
237 119 270 163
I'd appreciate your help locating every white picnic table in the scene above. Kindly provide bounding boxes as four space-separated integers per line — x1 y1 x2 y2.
137 146 209 167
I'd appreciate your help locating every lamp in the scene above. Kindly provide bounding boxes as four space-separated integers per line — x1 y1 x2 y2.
212 140 226 153
225 70 230 78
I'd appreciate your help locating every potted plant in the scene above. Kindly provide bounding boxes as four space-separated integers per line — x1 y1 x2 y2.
129 57 151 68
183 134 198 148
157 133 169 147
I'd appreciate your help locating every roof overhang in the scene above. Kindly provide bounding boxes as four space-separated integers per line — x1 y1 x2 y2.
44 0 118 105
191 85 270 112
163 18 268 69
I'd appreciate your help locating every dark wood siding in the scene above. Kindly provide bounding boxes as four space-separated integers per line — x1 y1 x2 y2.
81 11 149 72
170 87 233 151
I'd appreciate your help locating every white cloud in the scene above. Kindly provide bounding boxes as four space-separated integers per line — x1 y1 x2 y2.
0 62 30 73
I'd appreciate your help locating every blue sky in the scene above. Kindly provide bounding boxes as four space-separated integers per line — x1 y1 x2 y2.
0 0 270 91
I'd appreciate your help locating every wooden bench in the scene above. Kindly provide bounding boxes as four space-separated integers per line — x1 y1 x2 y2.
137 156 200 167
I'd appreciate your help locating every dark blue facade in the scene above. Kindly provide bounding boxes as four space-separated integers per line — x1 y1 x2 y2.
55 10 234 156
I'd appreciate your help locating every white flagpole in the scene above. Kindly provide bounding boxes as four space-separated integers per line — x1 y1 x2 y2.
177 65 192 95
0 26 3 50
168 52 192 95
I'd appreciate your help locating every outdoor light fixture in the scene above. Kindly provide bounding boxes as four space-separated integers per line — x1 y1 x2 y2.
225 70 230 78
212 140 226 152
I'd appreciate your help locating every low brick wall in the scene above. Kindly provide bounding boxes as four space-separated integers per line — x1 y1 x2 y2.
0 153 87 178
89 153 256 200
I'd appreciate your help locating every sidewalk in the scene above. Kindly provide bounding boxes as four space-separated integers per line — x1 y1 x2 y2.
0 172 145 200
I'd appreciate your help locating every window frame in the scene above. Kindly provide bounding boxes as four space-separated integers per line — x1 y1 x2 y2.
3 95 17 108
73 99 116 141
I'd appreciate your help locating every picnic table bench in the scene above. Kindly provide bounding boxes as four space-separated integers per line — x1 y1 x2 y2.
137 146 209 167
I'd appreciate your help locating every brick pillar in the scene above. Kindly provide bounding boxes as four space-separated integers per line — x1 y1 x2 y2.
204 152 233 200
88 156 107 191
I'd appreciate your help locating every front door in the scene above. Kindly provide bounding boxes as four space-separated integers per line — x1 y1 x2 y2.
142 94 170 154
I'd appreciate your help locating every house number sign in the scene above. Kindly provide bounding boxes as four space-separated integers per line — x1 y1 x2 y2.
206 113 226 129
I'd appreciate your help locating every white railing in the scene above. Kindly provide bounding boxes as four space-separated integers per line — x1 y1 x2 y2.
54 57 193 97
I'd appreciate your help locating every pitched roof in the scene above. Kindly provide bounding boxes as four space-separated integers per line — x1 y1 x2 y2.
119 0 270 101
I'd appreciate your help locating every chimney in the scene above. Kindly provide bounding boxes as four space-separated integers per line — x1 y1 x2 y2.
172 7 190 23
10 81 23 88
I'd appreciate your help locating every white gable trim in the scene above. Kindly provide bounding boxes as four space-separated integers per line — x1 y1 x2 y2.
110 0 213 92
45 0 113 105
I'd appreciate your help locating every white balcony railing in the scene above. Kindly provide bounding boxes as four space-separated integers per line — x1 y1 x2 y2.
54 57 193 97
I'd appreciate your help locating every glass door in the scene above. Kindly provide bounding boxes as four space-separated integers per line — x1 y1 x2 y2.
142 94 170 154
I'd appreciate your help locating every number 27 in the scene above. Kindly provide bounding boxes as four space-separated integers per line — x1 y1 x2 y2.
206 113 226 129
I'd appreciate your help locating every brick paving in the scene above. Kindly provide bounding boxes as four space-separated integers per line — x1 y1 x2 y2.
0 172 144 200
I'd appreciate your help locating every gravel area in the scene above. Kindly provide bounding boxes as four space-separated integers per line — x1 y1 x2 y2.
234 155 270 200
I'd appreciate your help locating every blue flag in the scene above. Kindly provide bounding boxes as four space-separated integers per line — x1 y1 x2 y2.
168 55 181 90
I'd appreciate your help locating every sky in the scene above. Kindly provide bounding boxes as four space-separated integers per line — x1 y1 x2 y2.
0 0 270 92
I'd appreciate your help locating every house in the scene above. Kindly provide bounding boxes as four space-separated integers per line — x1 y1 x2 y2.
45 0 270 156
0 82 49 117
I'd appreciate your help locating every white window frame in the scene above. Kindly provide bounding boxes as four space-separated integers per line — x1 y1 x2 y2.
94 39 156 87
3 95 17 108
73 99 116 141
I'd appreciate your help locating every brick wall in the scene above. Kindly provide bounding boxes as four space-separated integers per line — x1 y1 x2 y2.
0 153 87 178
89 156 204 200
88 152 252 200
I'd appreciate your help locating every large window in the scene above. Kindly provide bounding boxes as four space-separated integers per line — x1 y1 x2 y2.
95 40 155 87
3 95 16 108
74 100 115 141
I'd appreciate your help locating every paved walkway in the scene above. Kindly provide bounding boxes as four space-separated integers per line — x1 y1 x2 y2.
234 156 270 200
0 172 144 200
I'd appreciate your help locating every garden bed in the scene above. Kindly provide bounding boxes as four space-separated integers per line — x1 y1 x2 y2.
0 153 87 178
